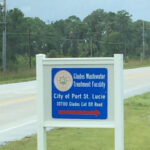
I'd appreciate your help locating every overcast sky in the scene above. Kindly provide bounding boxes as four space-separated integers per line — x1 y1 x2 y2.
7 0 150 22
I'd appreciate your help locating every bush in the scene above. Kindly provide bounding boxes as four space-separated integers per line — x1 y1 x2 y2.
47 50 60 58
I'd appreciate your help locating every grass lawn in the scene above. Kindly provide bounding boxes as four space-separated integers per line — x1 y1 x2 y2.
0 68 36 84
124 58 150 69
0 92 150 150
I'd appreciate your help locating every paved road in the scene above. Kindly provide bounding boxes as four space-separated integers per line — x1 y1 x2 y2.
124 67 150 98
0 67 150 145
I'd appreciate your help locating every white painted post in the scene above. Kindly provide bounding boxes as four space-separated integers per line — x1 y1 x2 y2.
114 54 124 150
36 54 47 150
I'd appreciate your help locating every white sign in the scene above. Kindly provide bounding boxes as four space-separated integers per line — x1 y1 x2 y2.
36 54 124 150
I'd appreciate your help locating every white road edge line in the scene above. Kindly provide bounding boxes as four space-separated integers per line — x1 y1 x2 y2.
0 120 37 134
124 83 150 93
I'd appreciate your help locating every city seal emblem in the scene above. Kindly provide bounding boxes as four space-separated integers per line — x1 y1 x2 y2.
54 70 73 92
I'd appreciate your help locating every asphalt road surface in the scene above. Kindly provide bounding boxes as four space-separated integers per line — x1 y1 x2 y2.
0 67 150 145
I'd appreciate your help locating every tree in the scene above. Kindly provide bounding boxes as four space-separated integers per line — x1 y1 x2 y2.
6 8 26 63
83 9 107 56
115 10 132 57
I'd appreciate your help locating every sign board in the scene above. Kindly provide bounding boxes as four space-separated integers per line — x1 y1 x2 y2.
36 54 124 150
52 68 108 119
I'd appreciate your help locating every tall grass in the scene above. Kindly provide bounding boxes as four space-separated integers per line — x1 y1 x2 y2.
124 58 150 69
0 68 36 84
0 57 150 84
0 55 36 84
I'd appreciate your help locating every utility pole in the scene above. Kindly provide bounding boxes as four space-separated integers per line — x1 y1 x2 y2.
142 21 145 60
1 0 7 71
90 38 93 57
124 41 127 62
28 30 32 68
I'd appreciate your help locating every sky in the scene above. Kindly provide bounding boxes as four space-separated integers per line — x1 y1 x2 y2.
6 0 150 22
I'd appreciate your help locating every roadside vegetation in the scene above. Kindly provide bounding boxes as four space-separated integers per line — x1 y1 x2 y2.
124 58 150 69
0 57 150 84
0 92 150 150
0 68 35 84
0 55 36 84
1 8 150 62
1 7 150 84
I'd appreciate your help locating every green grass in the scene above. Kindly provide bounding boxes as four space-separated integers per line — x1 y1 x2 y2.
124 58 150 69
0 92 150 150
0 68 36 84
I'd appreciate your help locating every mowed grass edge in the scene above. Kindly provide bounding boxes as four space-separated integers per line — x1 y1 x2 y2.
0 92 150 150
124 58 150 69
0 68 36 84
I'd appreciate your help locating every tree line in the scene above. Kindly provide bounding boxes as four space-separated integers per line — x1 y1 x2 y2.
0 7 150 69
